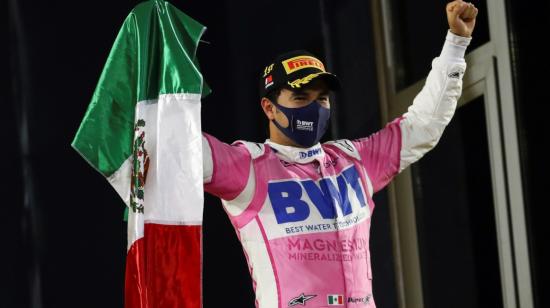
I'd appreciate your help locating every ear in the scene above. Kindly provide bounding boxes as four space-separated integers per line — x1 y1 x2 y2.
261 97 276 120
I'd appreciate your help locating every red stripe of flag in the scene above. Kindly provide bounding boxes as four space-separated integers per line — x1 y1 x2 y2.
125 223 202 308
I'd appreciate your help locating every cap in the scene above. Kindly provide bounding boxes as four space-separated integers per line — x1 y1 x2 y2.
259 50 341 98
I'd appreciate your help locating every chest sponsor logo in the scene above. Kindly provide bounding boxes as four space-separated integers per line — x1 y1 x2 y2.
268 166 367 224
286 236 369 262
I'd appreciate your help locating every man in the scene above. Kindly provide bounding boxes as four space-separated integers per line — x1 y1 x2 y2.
202 1 478 307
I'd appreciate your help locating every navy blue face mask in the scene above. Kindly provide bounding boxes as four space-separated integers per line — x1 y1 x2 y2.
271 100 331 148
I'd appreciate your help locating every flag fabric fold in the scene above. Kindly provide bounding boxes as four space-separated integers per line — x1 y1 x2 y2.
71 1 209 307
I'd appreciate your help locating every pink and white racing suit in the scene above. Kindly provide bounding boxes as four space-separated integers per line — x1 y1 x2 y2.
202 31 471 308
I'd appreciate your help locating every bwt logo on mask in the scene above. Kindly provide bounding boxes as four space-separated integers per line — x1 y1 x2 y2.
268 166 367 224
299 148 322 159
296 119 314 131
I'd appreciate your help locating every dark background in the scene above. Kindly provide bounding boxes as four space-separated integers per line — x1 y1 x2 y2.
3 0 548 307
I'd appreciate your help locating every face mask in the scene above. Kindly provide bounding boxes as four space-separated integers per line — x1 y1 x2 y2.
271 100 331 147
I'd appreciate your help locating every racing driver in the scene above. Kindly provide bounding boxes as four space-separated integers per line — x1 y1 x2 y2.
202 1 478 307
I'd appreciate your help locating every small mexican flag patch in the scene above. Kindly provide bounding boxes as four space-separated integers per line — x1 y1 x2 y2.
327 294 344 305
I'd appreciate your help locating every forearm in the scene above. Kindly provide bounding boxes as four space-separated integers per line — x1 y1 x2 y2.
398 30 471 172
439 30 471 64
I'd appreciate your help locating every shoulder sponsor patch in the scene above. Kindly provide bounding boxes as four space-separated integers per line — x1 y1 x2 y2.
324 139 361 161
233 140 265 159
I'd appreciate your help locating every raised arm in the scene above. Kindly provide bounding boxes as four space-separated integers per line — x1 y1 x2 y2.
352 1 478 193
400 1 478 169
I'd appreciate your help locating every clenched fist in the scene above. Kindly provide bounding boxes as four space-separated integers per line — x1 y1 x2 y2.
447 0 478 37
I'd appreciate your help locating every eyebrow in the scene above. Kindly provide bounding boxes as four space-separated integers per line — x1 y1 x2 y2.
290 90 307 97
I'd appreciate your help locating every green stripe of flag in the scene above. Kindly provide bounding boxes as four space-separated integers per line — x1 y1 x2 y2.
71 0 210 177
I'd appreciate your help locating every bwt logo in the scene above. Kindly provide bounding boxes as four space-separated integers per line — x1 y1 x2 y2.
296 120 313 126
268 166 367 224
299 148 322 159
296 120 314 132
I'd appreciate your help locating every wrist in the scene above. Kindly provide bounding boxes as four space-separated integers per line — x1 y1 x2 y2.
439 30 472 63
446 29 472 46
449 29 472 39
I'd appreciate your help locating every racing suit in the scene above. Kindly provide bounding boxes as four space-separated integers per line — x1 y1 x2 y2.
202 31 471 308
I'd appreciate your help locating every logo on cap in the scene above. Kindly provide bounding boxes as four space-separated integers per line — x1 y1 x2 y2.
288 73 322 88
265 75 274 88
282 56 325 74
263 63 274 77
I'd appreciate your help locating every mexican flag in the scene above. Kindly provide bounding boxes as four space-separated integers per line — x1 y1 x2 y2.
71 1 210 307
327 294 344 305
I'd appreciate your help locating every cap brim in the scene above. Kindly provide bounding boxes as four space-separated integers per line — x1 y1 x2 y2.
310 72 341 92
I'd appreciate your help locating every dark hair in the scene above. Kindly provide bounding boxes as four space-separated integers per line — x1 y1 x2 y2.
264 84 292 104
264 88 281 104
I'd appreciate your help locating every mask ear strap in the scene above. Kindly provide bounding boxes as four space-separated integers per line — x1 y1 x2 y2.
269 99 286 119
271 113 292 132
270 100 291 127
271 103 296 142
